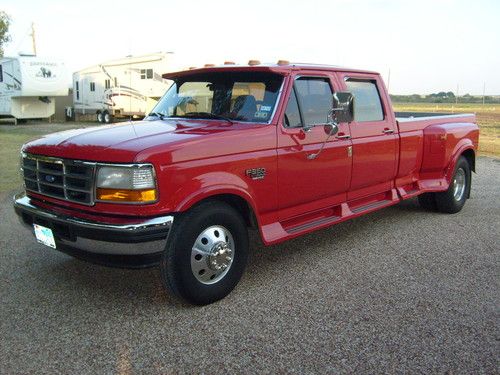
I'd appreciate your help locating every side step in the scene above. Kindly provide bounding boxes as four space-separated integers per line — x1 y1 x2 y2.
351 199 392 214
281 190 400 238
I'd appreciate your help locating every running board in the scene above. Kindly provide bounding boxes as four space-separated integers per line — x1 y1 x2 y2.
351 199 392 213
281 190 399 239
287 215 341 234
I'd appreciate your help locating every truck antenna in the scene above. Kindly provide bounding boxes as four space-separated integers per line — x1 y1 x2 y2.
30 22 37 56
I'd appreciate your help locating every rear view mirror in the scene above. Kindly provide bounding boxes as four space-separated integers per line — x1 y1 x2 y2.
332 92 354 123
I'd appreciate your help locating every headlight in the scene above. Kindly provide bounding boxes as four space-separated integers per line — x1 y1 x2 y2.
96 165 157 203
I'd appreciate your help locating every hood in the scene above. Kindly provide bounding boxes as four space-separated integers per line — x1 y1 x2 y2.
22 119 235 163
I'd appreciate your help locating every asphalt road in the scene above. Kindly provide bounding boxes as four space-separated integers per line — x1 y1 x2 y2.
1 157 498 374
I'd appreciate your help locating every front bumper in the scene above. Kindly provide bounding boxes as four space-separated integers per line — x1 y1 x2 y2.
13 192 174 265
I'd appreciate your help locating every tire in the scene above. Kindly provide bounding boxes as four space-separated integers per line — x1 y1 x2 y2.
103 111 113 124
96 111 103 123
418 192 437 211
160 201 249 305
435 156 471 214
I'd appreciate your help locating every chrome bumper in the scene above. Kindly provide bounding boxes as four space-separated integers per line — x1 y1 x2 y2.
13 192 174 257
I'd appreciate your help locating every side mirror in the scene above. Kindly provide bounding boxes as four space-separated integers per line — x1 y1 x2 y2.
332 92 354 123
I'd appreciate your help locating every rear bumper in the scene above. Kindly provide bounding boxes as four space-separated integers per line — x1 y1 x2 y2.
13 192 174 259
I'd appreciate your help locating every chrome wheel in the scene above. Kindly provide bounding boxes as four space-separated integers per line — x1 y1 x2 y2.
453 168 466 201
191 225 234 284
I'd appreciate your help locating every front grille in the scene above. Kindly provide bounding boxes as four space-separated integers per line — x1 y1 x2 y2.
22 154 96 205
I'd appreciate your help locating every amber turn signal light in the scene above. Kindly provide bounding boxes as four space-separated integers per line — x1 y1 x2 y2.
96 188 157 203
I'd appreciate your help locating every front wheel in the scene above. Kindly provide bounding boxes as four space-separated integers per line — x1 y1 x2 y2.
434 156 471 214
160 201 249 305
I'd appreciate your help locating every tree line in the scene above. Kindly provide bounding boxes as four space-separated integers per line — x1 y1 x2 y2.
390 92 500 104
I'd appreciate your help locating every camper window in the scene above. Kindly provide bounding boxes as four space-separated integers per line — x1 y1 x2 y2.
90 82 95 92
141 69 153 80
0 65 2 82
105 79 111 89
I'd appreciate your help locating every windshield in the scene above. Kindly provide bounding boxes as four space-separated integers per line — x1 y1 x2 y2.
148 72 283 123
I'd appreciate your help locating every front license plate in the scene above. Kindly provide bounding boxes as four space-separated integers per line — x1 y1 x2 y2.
33 224 56 249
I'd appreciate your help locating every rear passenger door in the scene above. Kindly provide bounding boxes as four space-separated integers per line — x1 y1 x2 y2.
277 74 352 220
337 73 398 200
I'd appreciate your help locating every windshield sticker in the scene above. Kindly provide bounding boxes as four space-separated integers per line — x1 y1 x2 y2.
255 111 269 119
260 105 272 111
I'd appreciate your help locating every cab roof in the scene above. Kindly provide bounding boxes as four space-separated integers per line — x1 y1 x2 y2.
162 63 379 80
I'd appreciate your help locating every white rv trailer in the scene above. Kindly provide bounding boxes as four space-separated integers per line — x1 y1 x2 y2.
72 52 175 123
0 55 69 121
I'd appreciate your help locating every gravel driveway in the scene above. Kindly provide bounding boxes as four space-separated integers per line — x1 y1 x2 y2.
1 157 498 374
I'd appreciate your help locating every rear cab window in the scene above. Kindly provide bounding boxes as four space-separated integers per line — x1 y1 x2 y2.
345 79 384 122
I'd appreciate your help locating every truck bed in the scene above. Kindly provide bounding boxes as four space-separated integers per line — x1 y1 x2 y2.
395 112 471 120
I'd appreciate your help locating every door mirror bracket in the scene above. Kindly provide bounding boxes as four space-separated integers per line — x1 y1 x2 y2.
331 92 355 123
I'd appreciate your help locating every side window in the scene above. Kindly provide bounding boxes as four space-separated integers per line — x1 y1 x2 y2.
105 79 110 89
90 82 95 92
141 69 153 79
75 81 79 100
294 77 333 125
283 89 302 128
345 79 384 122
0 65 3 82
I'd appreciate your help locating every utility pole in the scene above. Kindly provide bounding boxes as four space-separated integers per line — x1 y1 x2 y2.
455 83 459 104
482 82 486 105
30 22 37 56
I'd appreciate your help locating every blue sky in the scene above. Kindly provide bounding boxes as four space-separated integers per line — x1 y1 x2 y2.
2 0 499 94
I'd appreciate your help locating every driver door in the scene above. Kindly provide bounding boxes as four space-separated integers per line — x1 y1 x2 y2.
277 74 352 221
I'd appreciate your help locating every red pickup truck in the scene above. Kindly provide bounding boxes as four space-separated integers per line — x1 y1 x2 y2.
14 62 479 305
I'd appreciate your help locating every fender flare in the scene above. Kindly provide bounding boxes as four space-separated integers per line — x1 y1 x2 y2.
445 140 475 183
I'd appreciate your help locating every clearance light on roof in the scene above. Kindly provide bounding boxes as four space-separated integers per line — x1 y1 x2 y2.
277 60 290 66
248 60 261 66
224 61 235 65
189 66 197 70
204 63 215 68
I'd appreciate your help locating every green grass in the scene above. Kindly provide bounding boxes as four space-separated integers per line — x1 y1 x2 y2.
393 102 499 157
0 123 89 194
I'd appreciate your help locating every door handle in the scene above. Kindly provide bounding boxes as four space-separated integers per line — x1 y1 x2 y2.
335 133 351 139
382 128 394 134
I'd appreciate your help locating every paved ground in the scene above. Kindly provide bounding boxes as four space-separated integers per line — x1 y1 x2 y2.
1 157 498 374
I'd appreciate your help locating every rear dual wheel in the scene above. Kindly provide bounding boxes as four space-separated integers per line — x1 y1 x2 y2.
418 156 471 213
103 111 113 124
160 201 249 305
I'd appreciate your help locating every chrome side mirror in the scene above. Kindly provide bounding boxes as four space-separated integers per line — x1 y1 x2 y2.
332 92 354 123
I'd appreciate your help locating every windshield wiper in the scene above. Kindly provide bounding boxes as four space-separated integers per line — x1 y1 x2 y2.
148 112 165 120
180 112 234 124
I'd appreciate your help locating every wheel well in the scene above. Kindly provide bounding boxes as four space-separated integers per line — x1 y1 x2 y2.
461 149 475 172
194 194 257 228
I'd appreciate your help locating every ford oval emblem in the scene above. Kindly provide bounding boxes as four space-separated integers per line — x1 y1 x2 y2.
45 175 56 183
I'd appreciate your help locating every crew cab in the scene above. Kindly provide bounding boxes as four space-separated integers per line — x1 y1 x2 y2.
13 62 479 305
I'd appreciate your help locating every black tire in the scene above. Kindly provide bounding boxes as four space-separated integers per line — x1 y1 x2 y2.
103 111 113 124
418 192 438 211
160 201 249 305
435 156 471 214
96 111 103 123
